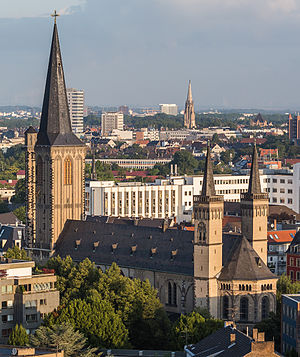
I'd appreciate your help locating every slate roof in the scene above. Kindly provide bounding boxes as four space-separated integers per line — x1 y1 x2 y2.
87 216 174 228
0 225 25 251
24 126 37 134
287 230 300 254
248 144 262 195
201 143 216 197
36 23 84 147
185 325 252 357
55 220 195 275
0 212 20 226
219 236 276 281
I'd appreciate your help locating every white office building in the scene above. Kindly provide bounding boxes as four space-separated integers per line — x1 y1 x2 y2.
159 104 178 116
101 112 124 136
85 164 300 222
67 88 84 135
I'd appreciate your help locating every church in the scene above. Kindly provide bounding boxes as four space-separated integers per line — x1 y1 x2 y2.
25 20 277 329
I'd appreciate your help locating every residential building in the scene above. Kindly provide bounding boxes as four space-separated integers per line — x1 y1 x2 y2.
289 113 300 142
267 230 295 275
159 104 178 116
286 231 300 281
25 22 86 257
118 105 129 115
101 112 124 136
0 259 59 342
89 158 171 170
0 188 14 203
183 80 196 129
57 143 277 330
185 324 278 357
281 294 300 355
0 224 25 252
67 88 84 135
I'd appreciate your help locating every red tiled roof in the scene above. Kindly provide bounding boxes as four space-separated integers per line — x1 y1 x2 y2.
267 230 296 243
17 170 25 175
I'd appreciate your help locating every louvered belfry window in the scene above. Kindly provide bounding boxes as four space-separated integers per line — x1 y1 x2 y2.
64 158 72 185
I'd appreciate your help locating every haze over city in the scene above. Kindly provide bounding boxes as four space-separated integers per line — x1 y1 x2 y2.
1 0 300 109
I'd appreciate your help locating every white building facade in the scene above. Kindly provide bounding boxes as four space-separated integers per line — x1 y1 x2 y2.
85 164 300 221
67 88 84 135
159 104 178 116
101 112 124 135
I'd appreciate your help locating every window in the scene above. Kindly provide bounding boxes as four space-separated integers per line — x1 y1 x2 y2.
288 199 293 204
168 282 172 305
26 314 37 323
223 295 229 319
64 158 72 185
262 296 270 320
288 179 293 184
297 271 300 281
36 156 43 187
291 271 294 280
2 301 13 309
2 328 12 337
2 314 13 323
240 297 248 321
40 299 47 306
173 284 177 306
280 188 285 193
167 282 177 306
273 179 277 183
25 300 37 308
273 198 277 203
288 189 293 194
273 188 277 193
280 179 285 184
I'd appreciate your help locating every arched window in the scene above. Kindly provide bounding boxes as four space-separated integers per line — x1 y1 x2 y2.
173 283 177 306
168 282 172 305
64 158 72 185
36 156 43 186
240 297 248 321
223 295 229 319
262 296 270 320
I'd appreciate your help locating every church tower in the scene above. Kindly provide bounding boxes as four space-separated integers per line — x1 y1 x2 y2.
26 19 86 255
184 80 196 129
241 143 268 264
193 142 224 318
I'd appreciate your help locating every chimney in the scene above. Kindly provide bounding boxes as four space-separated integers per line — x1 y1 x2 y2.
162 219 168 232
230 334 236 343
273 219 277 231
253 328 258 341
257 332 265 342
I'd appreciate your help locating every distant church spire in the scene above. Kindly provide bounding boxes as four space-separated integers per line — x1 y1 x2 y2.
36 20 82 147
184 80 196 129
201 141 216 197
248 141 262 195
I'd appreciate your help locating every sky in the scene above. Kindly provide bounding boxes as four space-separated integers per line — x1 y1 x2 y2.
1 0 300 109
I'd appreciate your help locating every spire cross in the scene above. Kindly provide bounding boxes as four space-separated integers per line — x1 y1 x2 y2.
51 10 60 24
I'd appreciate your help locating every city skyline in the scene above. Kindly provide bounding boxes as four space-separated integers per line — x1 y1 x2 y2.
2 0 300 109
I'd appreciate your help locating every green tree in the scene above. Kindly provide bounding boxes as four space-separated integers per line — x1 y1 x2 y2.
13 206 25 223
5 246 30 261
8 324 29 346
0 200 9 213
47 297 129 348
172 150 198 175
30 323 98 357
172 311 223 349
12 179 26 203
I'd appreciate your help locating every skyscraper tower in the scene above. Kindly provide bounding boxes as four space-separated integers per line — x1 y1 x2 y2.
25 16 86 256
184 80 196 129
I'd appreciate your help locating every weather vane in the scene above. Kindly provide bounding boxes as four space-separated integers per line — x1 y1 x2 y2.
51 10 60 24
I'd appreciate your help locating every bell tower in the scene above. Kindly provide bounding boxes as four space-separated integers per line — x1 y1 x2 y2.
193 142 223 318
26 17 86 257
241 143 268 264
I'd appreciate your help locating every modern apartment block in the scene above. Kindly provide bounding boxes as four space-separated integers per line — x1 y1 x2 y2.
281 294 300 355
101 112 124 136
288 113 300 143
67 88 84 135
159 104 178 116
0 259 59 342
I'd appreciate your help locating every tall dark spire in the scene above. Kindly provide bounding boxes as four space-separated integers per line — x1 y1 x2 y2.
187 80 193 102
248 142 262 194
36 22 83 146
201 141 216 197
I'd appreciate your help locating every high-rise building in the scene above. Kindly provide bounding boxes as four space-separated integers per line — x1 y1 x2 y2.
159 104 178 116
184 80 196 129
118 105 129 115
288 113 300 143
25 20 86 256
67 88 84 135
101 112 124 136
